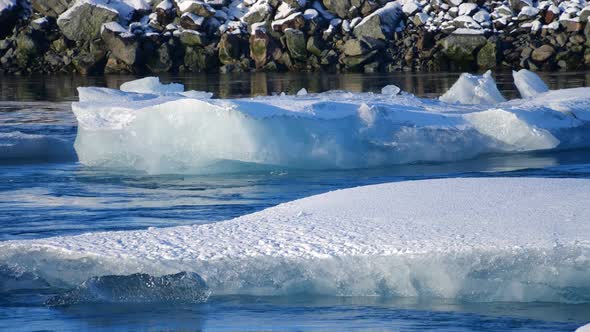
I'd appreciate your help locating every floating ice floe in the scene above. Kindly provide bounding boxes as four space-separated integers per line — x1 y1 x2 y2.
439 70 506 104
70 73 590 174
1 177 589 302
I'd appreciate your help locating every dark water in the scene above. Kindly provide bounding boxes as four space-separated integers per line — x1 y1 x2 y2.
1 72 589 331
2 70 590 101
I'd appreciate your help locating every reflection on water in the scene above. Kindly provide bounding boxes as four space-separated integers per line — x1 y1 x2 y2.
1 71 590 101
1 295 586 331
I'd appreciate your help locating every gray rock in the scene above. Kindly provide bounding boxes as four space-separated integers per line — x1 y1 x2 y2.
272 12 305 32
322 0 351 18
342 38 384 56
184 46 217 71
72 48 107 75
145 43 172 73
57 2 119 41
179 1 216 17
509 0 532 12
104 55 133 73
306 35 325 57
218 33 248 65
100 22 140 66
477 41 497 69
180 13 205 30
15 32 39 67
242 2 272 24
353 2 403 40
31 0 72 17
249 28 270 68
179 29 207 46
341 49 378 69
284 28 307 61
439 34 487 62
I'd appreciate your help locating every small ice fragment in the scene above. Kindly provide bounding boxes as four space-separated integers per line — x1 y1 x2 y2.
576 323 590 332
120 77 184 94
296 88 308 96
513 69 549 99
381 85 401 95
440 70 506 104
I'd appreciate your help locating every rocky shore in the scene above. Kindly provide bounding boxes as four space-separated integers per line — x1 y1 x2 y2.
1 0 590 75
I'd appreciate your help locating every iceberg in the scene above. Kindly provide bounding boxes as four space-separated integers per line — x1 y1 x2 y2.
1 177 589 302
71 74 590 174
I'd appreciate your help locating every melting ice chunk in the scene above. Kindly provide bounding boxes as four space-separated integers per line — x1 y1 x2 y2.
46 272 209 306
513 69 549 99
296 88 308 96
381 85 401 95
440 70 506 105
120 77 185 94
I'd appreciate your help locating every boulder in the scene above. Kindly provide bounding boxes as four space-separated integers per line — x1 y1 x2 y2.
560 18 583 32
104 55 133 73
242 1 272 24
341 49 378 69
180 13 205 30
184 46 217 71
72 48 107 75
31 0 72 17
249 28 270 68
477 41 497 69
179 29 207 46
509 0 532 12
531 44 554 63
218 33 249 65
145 43 172 73
439 34 487 62
322 0 351 18
306 35 325 56
178 0 216 17
57 0 120 41
156 0 176 26
271 12 305 32
284 28 307 62
15 32 40 67
0 0 20 39
581 6 590 23
342 37 383 56
100 22 140 66
353 2 403 40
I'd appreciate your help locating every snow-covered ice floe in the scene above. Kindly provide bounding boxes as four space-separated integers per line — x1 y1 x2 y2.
1 177 589 303
72 72 590 174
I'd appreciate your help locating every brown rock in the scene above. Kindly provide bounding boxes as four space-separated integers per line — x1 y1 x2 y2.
531 44 555 62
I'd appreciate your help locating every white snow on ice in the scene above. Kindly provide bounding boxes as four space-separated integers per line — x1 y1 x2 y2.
513 69 550 99
1 177 589 302
71 73 590 174
440 70 506 104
